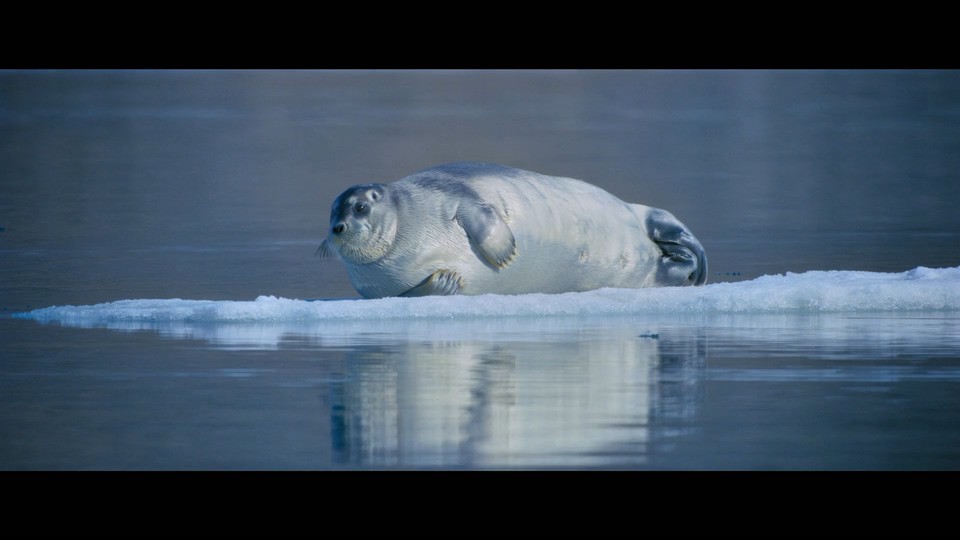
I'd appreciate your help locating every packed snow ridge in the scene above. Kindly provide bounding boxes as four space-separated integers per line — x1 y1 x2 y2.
17 266 960 323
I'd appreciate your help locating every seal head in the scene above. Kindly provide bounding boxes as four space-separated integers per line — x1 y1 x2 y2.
317 183 396 264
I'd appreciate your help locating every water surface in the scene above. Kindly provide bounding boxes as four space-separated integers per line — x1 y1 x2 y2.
2 70 959 469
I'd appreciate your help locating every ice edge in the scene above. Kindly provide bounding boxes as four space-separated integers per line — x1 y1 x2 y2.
14 266 960 323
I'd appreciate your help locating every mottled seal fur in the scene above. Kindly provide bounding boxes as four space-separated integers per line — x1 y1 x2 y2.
318 162 706 298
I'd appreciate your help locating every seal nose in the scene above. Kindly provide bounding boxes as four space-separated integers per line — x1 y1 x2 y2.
333 222 346 234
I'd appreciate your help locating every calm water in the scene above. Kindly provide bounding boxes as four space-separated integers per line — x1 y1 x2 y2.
2 70 959 469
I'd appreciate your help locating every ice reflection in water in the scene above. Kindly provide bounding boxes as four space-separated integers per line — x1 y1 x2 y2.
46 316 706 468
329 326 707 468
26 311 960 468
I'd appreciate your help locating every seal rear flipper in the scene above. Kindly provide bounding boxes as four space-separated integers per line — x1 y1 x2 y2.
456 202 518 270
398 269 464 297
645 208 708 286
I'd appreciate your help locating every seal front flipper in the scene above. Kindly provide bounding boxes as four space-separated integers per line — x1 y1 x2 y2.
645 208 708 286
398 269 464 297
456 202 517 270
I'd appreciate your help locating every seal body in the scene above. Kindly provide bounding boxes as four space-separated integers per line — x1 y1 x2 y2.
318 162 707 298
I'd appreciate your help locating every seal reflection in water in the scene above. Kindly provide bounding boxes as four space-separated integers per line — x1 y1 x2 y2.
318 162 707 298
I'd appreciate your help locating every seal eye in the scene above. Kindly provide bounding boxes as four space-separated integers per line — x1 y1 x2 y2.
353 202 369 215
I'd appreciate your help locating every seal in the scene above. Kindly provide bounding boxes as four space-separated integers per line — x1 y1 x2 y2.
318 162 707 298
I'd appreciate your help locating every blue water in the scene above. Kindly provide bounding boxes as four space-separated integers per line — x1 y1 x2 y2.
2 70 960 469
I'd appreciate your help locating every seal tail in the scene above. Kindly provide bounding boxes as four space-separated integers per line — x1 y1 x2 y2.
645 208 708 286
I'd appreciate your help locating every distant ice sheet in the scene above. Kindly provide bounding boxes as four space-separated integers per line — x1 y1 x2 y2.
16 266 960 324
